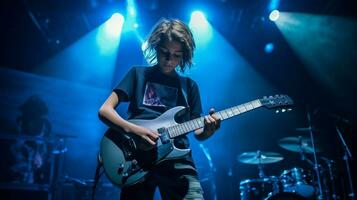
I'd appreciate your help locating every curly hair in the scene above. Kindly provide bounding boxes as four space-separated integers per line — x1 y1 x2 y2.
143 18 196 73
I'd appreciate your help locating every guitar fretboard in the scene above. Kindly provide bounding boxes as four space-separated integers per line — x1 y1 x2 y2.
167 99 262 138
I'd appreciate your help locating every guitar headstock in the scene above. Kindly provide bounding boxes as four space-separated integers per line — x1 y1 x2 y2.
260 95 293 111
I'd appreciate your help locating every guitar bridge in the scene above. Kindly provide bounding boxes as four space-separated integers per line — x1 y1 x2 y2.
122 137 136 159
158 128 170 144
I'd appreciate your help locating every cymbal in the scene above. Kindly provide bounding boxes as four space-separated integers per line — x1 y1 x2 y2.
0 134 54 143
295 127 321 132
278 136 321 153
238 151 284 164
52 147 68 154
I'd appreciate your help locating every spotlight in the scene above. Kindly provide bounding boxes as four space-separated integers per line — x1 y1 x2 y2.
191 11 206 21
189 10 212 44
190 11 208 29
268 0 280 11
269 10 280 21
127 0 137 18
105 13 125 37
264 43 274 53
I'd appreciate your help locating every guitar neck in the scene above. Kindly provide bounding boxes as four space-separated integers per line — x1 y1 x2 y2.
168 99 262 138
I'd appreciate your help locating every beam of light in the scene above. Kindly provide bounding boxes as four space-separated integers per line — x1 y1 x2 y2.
127 0 137 18
268 0 280 11
123 0 143 46
124 0 139 31
187 17 278 198
187 15 276 166
269 10 280 21
96 13 124 55
274 12 357 97
35 13 125 89
189 11 212 45
128 6 136 18
103 13 125 38
190 11 208 28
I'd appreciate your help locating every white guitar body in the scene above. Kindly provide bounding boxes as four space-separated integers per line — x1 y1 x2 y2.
100 106 190 187
99 95 293 188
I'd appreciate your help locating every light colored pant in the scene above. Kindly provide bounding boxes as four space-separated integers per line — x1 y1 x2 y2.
120 161 204 200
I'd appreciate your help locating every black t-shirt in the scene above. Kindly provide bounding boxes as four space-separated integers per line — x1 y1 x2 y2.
113 65 202 153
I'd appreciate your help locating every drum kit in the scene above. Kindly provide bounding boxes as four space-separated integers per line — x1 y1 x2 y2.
0 133 73 184
238 134 336 200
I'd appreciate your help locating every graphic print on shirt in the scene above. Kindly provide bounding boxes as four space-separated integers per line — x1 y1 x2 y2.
143 82 178 108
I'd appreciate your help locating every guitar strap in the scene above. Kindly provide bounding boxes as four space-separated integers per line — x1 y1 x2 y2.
179 75 190 109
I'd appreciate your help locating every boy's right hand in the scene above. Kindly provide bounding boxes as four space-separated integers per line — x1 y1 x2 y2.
130 125 160 146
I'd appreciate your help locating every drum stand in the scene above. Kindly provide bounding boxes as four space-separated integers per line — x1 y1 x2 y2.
256 150 266 178
306 110 325 199
321 157 338 200
298 136 314 167
336 126 355 200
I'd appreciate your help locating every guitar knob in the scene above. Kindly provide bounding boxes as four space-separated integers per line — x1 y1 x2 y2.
117 164 125 174
122 172 129 178
131 159 138 165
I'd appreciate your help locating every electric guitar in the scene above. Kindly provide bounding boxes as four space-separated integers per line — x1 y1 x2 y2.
99 95 293 187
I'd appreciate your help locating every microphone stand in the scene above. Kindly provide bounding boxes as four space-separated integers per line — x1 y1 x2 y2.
336 126 355 200
307 110 324 199
199 144 217 200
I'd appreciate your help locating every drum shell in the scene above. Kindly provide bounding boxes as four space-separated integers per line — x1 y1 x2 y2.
265 192 307 200
240 176 280 200
280 168 315 198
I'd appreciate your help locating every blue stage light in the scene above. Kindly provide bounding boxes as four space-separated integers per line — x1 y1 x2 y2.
268 0 280 11
127 0 137 17
189 11 212 44
264 43 274 53
269 10 280 21
105 13 125 37
190 11 209 29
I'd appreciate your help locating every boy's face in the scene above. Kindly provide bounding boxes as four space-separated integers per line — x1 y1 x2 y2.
157 39 183 75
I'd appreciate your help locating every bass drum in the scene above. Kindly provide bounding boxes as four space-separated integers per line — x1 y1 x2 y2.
265 192 307 200
240 176 280 200
279 167 315 198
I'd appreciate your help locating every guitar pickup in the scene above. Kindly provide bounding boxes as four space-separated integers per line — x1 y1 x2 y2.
122 138 136 159
158 128 170 144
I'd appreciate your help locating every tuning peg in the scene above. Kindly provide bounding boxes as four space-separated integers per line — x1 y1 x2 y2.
275 110 280 113
281 108 286 112
117 164 125 174
288 108 292 111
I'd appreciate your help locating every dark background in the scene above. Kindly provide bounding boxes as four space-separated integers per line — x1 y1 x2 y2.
0 0 356 199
